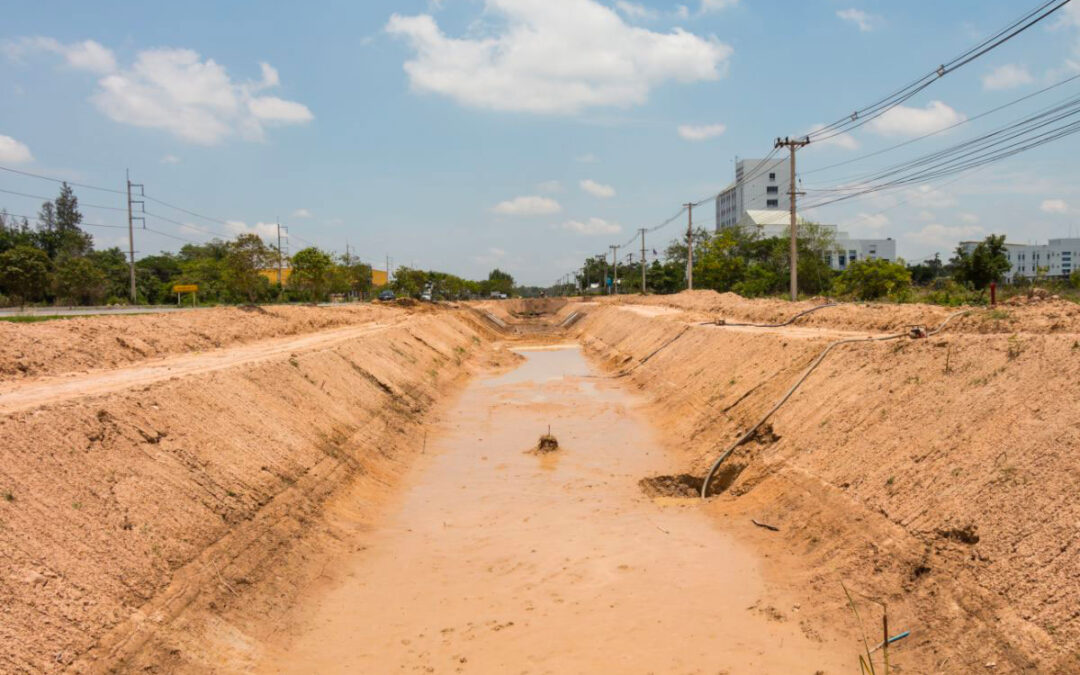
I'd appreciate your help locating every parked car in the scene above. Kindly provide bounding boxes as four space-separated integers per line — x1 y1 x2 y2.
378 290 396 301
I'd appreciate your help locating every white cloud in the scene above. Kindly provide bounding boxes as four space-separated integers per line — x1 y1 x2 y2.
580 178 616 198
4 37 116 74
224 220 279 239
160 154 181 164
906 184 957 208
959 212 980 224
675 5 691 20
1041 198 1069 213
981 63 1033 91
6 38 315 146
836 9 879 32
868 101 965 137
677 122 726 141
0 135 33 163
576 153 600 163
559 217 622 235
292 208 313 218
491 195 562 215
473 246 507 265
918 210 935 221
385 0 732 114
908 223 984 249
537 180 563 193
805 123 858 150
700 0 738 12
849 212 889 230
615 1 657 20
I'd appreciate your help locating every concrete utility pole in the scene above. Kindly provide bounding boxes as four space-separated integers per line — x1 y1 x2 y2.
683 203 694 291
609 244 619 295
639 228 647 294
775 136 810 301
276 221 285 290
125 170 144 304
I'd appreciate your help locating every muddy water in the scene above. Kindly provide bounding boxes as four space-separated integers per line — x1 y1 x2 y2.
262 346 848 673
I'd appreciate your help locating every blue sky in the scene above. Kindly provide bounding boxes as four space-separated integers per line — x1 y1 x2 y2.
3 0 1080 284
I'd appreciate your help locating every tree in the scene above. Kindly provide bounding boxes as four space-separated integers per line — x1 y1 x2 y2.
0 211 34 254
908 253 945 285
832 258 911 300
339 253 373 298
488 268 514 296
0 245 51 306
33 184 93 260
289 247 334 301
223 234 274 303
951 235 1010 290
54 257 108 305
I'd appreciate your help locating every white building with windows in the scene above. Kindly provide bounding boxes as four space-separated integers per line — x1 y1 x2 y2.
716 157 787 229
729 210 897 272
958 238 1080 281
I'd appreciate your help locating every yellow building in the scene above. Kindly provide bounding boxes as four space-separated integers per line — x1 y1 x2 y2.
371 268 389 287
259 268 292 285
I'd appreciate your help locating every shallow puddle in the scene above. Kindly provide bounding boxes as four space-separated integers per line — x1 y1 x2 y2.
261 345 848 673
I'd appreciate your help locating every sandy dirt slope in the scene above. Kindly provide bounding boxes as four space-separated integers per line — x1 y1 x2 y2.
575 294 1080 673
0 306 501 673
0 302 431 380
592 289 1080 334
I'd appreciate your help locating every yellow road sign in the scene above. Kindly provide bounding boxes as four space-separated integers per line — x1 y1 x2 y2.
172 284 198 293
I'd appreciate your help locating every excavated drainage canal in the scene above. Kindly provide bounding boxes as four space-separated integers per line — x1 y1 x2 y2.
260 345 848 673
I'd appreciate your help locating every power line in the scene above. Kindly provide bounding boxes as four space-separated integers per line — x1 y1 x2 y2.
0 186 128 213
0 163 126 195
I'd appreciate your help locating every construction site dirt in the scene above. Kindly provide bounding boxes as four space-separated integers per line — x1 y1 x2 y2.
1 292 1077 673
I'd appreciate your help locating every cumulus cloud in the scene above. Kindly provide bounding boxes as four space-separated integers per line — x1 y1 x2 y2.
982 63 1033 91
292 208 313 218
836 8 879 32
615 1 657 20
850 212 889 230
3 37 116 73
0 135 33 163
559 217 621 235
908 223 984 249
959 212 980 224
537 180 563 193
906 184 958 208
7 37 314 145
492 195 562 215
868 101 965 137
700 0 738 12
385 0 732 114
576 153 600 163
805 123 858 150
677 122 726 141
224 220 279 239
1041 198 1069 213
580 178 616 198
160 154 181 164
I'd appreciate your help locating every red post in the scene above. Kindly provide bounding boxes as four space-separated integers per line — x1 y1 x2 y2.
990 281 997 306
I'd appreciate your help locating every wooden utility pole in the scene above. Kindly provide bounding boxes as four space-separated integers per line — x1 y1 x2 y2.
775 136 809 301
639 227 647 294
609 244 620 295
683 203 694 291
125 170 144 304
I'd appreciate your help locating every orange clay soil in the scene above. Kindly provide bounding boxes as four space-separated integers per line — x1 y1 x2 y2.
0 304 507 672
574 291 1080 673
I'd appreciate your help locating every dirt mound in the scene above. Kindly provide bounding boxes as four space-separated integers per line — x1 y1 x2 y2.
534 433 559 453
576 300 1080 672
0 309 497 672
639 474 702 498
0 303 431 381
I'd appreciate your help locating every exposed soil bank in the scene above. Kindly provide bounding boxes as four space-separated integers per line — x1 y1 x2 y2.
574 292 1080 673
260 346 852 673
0 306 502 672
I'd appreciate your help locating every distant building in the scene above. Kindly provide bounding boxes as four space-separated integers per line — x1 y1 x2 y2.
716 157 788 229
732 210 897 271
958 238 1080 281
371 268 389 287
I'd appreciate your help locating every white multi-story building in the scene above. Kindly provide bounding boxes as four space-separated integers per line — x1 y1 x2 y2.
958 238 1080 281
716 157 787 229
731 210 898 271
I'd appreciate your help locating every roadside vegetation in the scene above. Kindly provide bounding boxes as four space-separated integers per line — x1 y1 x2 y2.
0 185 512 307
559 223 1072 306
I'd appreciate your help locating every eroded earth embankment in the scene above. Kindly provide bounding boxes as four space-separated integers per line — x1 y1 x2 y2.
573 291 1080 673
0 304 505 673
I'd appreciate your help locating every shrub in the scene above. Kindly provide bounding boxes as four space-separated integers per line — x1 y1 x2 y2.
832 258 911 301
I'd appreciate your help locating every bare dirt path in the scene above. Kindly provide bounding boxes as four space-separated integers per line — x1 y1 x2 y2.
258 345 851 673
0 319 401 414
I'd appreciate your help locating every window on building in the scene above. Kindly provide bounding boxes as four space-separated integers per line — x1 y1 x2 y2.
766 199 779 207
769 172 776 181
766 186 778 194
